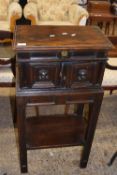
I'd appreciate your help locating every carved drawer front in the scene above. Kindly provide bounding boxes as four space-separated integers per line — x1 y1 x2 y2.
19 62 61 89
64 61 102 88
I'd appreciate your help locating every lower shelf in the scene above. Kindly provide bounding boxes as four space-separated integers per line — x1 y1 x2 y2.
26 115 86 149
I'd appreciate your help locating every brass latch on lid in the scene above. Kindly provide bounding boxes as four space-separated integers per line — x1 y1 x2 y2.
58 50 70 59
61 50 68 57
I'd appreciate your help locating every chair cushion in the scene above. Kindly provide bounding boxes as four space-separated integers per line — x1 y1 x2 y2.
37 0 77 21
0 67 14 83
0 45 15 58
102 58 117 86
0 45 15 84
0 0 10 20
0 0 20 21
0 21 10 31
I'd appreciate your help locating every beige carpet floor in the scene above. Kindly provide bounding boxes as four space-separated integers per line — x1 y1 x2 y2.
0 88 117 175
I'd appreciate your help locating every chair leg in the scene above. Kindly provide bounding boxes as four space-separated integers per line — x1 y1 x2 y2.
108 151 117 166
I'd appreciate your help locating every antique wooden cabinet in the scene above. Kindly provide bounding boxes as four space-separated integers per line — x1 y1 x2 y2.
13 25 112 173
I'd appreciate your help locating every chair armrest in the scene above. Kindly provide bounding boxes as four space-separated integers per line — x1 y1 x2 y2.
68 4 89 26
24 2 38 25
8 2 22 31
106 59 117 70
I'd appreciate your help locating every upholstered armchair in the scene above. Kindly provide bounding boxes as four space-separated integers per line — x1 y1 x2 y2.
24 0 89 26
0 0 22 32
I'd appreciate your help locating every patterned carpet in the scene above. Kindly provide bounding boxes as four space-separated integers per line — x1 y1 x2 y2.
0 88 117 175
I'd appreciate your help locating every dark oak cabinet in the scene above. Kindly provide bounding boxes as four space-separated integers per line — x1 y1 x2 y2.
13 25 113 173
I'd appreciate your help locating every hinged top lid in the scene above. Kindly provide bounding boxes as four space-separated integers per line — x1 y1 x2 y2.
13 25 113 51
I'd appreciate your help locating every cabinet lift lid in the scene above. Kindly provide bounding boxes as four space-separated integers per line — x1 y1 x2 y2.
13 25 113 51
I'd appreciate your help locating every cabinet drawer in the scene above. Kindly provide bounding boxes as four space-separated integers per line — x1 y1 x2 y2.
27 96 56 106
18 62 61 89
26 93 94 106
64 61 104 88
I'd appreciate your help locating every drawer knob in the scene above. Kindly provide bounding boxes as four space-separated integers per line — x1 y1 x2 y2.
77 69 87 81
39 69 48 81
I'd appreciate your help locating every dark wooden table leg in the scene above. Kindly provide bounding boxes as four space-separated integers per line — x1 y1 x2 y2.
11 55 16 124
17 97 28 173
80 91 104 168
